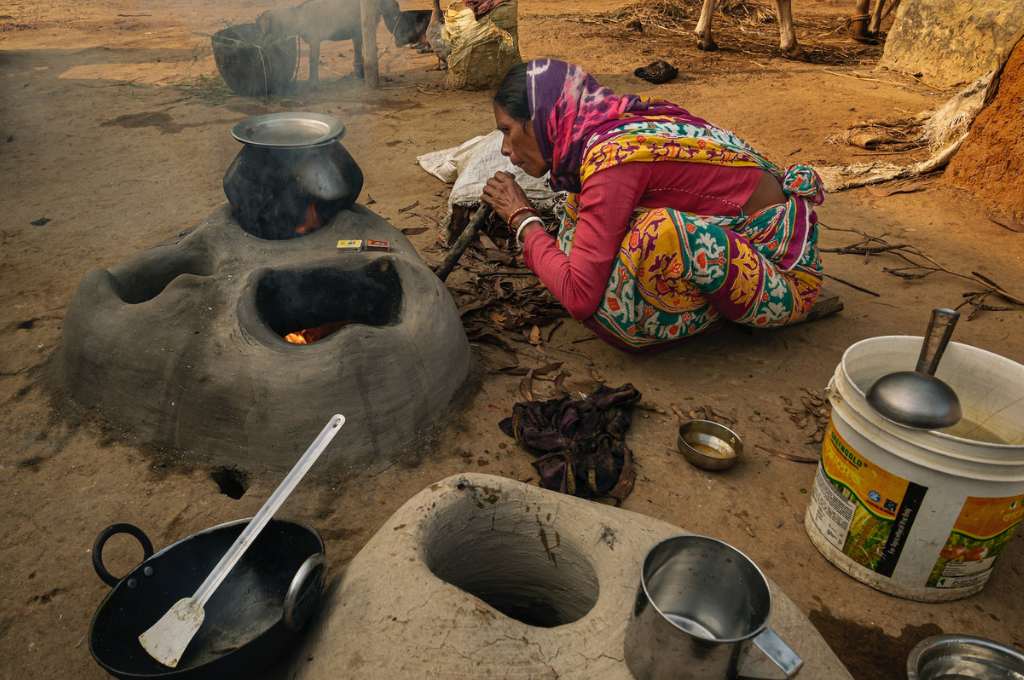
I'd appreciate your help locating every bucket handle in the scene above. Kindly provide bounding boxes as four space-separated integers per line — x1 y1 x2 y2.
825 376 840 404
92 523 155 588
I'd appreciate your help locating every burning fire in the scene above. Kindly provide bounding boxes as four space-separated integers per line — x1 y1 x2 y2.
283 321 347 345
294 202 323 235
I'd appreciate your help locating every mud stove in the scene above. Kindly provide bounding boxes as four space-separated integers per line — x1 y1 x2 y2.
57 113 471 471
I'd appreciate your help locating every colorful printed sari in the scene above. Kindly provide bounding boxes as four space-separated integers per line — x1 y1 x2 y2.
556 119 824 349
523 59 825 350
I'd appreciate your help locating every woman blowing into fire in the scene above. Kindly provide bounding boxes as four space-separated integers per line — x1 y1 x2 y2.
481 59 825 351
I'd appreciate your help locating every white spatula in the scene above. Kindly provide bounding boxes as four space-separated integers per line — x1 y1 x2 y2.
139 414 346 668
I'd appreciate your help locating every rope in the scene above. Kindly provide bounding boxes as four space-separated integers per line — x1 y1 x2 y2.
212 29 301 95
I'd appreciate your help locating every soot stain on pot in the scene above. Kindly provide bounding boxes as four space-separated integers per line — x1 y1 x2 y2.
809 607 944 680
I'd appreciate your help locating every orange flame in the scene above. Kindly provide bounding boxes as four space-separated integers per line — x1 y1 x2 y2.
294 202 323 235
283 321 347 345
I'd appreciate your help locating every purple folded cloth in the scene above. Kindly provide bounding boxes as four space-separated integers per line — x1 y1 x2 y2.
499 383 640 504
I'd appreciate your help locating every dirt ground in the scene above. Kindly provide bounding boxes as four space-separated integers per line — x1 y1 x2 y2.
1 1 1022 679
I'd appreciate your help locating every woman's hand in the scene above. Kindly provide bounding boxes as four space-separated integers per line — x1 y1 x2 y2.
482 171 534 225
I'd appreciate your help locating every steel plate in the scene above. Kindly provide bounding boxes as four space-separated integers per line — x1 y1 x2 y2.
231 112 345 149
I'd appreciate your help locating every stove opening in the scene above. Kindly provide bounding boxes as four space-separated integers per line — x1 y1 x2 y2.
110 250 213 305
255 259 402 345
424 492 599 628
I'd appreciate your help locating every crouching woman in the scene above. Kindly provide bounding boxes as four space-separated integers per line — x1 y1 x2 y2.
482 59 825 351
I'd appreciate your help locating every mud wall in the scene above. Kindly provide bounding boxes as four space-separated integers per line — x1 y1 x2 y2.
944 39 1024 221
880 0 1024 88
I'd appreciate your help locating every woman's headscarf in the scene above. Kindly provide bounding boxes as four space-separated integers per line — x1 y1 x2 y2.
525 59 706 193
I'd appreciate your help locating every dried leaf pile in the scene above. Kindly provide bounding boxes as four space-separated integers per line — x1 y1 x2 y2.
669 403 738 426
783 389 831 446
444 221 569 348
596 0 783 30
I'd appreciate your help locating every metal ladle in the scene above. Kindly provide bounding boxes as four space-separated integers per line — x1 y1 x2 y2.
867 308 963 429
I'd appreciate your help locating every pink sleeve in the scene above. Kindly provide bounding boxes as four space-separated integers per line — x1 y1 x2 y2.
523 164 649 320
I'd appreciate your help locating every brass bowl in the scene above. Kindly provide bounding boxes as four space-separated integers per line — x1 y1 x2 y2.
677 420 742 471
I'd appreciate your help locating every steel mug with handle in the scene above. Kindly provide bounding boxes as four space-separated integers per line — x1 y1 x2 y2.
625 535 803 679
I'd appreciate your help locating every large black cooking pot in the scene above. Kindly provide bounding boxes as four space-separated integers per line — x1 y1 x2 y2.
223 112 364 240
89 519 325 679
212 24 298 97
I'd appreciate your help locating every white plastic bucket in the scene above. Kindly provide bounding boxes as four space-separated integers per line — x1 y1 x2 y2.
804 336 1024 602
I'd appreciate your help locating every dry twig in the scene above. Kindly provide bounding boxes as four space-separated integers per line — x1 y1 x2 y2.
820 222 1024 318
823 273 880 297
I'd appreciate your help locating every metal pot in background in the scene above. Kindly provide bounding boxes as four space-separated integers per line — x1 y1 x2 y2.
89 519 325 680
625 535 803 680
908 635 1024 679
211 24 299 97
223 113 364 240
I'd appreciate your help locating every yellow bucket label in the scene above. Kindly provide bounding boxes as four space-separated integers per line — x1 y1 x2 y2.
928 494 1024 589
808 420 928 577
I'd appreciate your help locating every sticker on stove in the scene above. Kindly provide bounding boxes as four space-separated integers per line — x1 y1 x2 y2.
808 421 927 577
927 494 1024 589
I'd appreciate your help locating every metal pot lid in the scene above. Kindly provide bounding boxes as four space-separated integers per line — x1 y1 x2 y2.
231 112 345 149
907 635 1024 679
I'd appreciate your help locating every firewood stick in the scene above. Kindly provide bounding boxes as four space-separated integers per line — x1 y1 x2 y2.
970 271 1024 306
435 205 493 281
823 272 881 297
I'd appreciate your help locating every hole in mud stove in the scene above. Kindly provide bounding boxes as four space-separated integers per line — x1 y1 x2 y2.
425 501 599 628
255 260 402 345
211 466 248 499
109 251 213 305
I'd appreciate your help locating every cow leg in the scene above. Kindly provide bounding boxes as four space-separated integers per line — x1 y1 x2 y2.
868 0 887 35
353 34 365 79
850 0 874 43
309 39 321 84
774 0 800 57
695 0 718 51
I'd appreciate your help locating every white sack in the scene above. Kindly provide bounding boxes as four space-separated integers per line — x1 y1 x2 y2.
417 130 559 226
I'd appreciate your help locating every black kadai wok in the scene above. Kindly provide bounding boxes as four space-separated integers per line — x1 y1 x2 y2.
89 519 325 679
